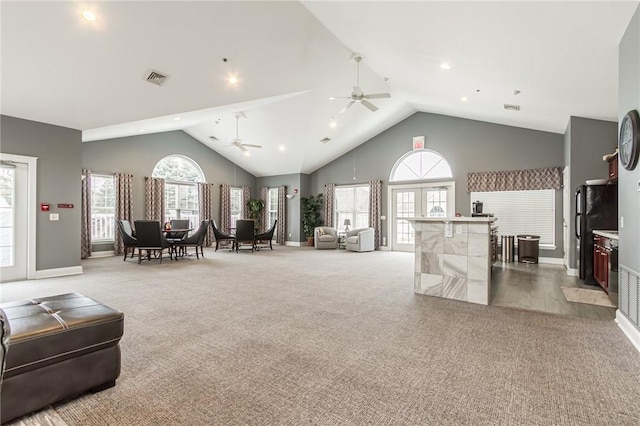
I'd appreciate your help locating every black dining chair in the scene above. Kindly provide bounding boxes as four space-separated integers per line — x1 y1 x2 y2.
211 220 235 251
234 219 256 253
133 220 174 263
167 219 190 255
175 220 209 259
116 219 137 261
254 219 277 250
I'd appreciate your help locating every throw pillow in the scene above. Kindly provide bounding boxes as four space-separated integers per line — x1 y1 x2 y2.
317 228 326 236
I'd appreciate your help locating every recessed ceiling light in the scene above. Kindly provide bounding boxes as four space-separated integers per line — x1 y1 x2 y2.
330 117 337 128
279 145 285 151
440 63 451 70
328 97 336 100
82 10 96 21
244 151 250 156
174 117 182 121
461 96 469 102
227 75 238 85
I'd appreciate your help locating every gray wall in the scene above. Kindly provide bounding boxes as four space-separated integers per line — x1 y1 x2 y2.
255 173 305 243
311 112 565 257
565 116 618 269
618 6 640 311
1 115 82 271
82 130 255 251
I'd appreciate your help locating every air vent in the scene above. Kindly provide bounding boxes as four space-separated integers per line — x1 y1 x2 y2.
145 70 169 87
319 137 331 144
208 136 219 141
503 103 520 111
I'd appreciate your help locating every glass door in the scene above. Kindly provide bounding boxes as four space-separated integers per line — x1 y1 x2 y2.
1 161 28 281
391 183 455 252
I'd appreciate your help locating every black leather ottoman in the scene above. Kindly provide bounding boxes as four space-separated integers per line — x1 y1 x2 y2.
0 293 124 424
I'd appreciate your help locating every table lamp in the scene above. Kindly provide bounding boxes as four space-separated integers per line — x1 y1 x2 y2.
343 219 351 232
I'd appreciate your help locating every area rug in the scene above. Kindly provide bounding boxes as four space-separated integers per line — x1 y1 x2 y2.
561 286 616 308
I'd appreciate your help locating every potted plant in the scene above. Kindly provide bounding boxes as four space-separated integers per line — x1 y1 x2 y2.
301 193 323 246
246 198 265 229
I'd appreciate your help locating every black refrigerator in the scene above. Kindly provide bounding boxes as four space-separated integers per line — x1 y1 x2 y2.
575 184 618 285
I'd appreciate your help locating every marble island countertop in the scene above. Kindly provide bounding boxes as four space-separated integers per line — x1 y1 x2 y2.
593 230 619 240
407 216 496 222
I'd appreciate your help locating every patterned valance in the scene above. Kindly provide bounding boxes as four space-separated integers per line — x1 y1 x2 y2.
467 167 562 192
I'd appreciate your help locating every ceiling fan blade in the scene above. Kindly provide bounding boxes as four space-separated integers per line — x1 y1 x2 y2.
340 101 355 114
365 93 391 99
243 144 262 148
238 144 248 152
353 86 362 96
361 99 379 112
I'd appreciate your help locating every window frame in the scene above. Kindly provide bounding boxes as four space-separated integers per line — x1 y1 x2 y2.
230 187 243 228
267 187 278 233
90 173 116 243
334 184 370 230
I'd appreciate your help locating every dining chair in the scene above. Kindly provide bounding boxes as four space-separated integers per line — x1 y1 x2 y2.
254 219 277 250
167 219 190 255
211 220 235 251
175 220 209 259
234 219 256 253
133 220 174 263
116 219 137 261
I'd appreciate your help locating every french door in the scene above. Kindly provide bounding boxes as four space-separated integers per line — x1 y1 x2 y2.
0 154 36 282
390 182 455 252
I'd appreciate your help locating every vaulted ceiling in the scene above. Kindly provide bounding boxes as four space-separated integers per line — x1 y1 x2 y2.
2 1 637 176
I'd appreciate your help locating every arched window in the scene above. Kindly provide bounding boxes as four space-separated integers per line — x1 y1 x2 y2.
152 155 205 226
389 149 453 182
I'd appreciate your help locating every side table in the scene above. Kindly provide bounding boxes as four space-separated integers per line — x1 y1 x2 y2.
337 231 346 249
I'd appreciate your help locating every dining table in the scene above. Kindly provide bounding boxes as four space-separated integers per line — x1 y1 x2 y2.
161 228 193 258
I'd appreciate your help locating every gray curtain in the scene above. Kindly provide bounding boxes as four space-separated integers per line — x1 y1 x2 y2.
369 180 382 250
114 173 133 255
81 169 92 258
198 182 213 247
144 177 165 222
277 186 286 245
242 185 251 219
220 184 231 232
260 186 269 231
323 183 335 227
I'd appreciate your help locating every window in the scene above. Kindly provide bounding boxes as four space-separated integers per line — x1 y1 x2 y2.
152 155 205 228
470 189 555 248
91 174 116 242
230 187 243 228
395 191 415 244
267 187 278 235
0 166 15 266
390 150 453 182
335 185 369 230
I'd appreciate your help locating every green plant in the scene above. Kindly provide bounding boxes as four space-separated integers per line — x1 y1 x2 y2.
301 193 323 238
247 198 265 228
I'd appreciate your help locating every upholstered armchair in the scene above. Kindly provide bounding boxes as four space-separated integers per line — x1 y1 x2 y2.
314 226 338 249
345 227 375 252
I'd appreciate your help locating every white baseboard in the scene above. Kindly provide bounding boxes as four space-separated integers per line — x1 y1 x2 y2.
538 257 563 265
285 241 305 247
616 310 640 353
35 266 83 279
378 245 391 251
565 267 578 276
89 251 115 258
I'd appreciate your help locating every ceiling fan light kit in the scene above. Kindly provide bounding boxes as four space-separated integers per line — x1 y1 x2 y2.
331 55 391 114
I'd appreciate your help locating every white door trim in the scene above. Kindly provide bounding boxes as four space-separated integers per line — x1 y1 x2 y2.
0 153 38 280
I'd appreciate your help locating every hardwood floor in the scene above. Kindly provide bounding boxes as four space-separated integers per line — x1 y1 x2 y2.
490 261 616 320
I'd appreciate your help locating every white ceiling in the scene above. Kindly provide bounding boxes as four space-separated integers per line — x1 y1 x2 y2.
1 1 637 177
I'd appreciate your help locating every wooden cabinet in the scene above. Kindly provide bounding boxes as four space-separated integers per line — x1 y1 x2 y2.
608 153 618 182
593 235 610 293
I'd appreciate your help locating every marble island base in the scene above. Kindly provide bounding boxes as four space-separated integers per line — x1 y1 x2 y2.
410 217 494 305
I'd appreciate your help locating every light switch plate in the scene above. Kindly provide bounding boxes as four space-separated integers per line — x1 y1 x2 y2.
49 213 59 221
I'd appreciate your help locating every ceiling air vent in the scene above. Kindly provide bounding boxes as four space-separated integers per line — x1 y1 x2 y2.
503 103 521 111
145 70 169 87
319 137 331 144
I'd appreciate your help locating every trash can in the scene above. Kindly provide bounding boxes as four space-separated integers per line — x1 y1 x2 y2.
501 235 515 262
517 235 540 264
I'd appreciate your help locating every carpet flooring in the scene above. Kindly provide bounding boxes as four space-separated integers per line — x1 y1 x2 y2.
2 247 640 425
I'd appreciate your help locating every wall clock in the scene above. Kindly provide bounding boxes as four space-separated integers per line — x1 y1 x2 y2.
619 109 640 171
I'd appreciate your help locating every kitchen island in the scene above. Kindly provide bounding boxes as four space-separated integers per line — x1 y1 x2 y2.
409 217 496 305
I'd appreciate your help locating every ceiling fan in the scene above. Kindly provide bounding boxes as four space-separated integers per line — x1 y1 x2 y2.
225 113 262 152
331 55 391 113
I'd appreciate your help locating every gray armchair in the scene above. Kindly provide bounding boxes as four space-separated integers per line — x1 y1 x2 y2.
314 226 338 249
345 227 375 252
